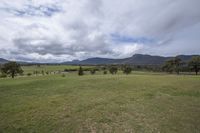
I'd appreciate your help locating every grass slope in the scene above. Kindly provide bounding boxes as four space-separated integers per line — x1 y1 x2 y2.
0 74 200 132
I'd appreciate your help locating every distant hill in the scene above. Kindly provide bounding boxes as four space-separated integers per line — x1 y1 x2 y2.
0 58 9 64
63 54 199 65
121 54 170 65
0 54 199 65
0 58 30 65
176 55 195 62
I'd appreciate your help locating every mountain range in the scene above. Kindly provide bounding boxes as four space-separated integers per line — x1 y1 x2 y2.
0 58 9 64
0 54 198 65
63 54 197 65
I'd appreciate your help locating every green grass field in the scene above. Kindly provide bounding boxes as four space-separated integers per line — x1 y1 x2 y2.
22 65 94 74
0 70 200 132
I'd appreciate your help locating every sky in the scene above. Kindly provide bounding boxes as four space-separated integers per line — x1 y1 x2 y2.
0 0 200 62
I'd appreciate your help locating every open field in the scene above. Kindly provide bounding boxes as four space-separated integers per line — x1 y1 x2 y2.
0 72 200 133
22 65 94 74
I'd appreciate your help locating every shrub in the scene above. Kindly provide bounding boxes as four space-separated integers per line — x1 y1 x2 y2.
61 74 66 77
27 73 32 76
0 73 7 78
103 70 107 75
64 68 78 72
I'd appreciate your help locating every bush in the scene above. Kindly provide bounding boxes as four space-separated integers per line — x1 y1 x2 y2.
64 68 78 72
103 71 107 75
0 73 7 78
61 74 66 77
27 73 32 76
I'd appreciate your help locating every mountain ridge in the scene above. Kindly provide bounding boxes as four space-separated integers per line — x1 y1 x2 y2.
63 54 198 65
0 54 199 65
0 58 9 64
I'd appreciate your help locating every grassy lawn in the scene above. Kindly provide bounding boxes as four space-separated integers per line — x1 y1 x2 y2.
0 73 200 132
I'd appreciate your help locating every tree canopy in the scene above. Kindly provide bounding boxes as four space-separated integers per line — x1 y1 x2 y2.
123 66 132 75
189 56 200 75
1 62 23 78
162 57 182 74
109 66 118 74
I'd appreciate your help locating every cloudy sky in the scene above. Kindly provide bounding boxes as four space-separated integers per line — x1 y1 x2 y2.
0 0 200 62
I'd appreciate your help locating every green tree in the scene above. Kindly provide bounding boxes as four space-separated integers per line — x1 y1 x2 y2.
41 70 45 75
174 57 182 74
103 70 107 75
123 66 132 75
78 66 84 76
109 66 118 74
90 69 96 75
189 56 200 75
162 60 174 73
1 62 23 78
162 57 182 74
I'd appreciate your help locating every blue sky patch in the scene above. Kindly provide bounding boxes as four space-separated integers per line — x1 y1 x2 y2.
111 33 155 44
1 4 62 17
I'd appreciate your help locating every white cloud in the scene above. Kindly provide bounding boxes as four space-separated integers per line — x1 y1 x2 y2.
0 0 199 62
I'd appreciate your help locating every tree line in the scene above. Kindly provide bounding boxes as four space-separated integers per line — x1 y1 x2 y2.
0 56 199 78
77 65 132 76
78 56 200 76
162 56 200 75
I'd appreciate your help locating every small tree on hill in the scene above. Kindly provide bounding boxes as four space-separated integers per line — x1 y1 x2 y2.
1 62 23 78
189 56 200 75
78 66 84 76
109 66 118 74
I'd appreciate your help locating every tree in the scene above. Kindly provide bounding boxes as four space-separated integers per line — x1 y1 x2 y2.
123 66 132 75
103 70 107 75
162 60 174 73
162 57 182 74
78 66 84 76
41 70 45 75
189 56 200 75
109 66 118 74
174 57 182 74
46 71 49 75
1 62 23 78
90 69 96 75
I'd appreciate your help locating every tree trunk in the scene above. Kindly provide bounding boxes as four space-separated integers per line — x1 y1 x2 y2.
177 71 179 75
11 72 15 78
